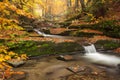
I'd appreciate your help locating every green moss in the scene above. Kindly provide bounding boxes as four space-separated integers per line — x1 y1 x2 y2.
73 31 100 37
67 20 120 38
95 40 120 50
5 41 82 56
0 39 5 46
68 24 93 29
93 20 120 38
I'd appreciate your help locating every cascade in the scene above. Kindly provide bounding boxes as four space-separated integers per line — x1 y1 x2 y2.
83 44 120 67
33 29 63 38
83 44 97 53
33 29 47 36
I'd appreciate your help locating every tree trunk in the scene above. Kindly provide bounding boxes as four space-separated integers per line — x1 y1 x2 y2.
67 0 71 7
79 0 86 12
75 0 79 8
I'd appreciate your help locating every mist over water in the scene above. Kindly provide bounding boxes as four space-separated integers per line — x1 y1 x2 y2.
83 44 120 67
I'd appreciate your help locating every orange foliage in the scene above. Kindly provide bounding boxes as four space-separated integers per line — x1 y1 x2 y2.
80 29 103 34
50 28 68 34
0 45 27 79
2 2 34 19
88 35 113 43
0 1 35 30
114 48 120 54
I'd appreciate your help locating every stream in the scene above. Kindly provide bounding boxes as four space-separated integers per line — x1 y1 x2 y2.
14 43 120 80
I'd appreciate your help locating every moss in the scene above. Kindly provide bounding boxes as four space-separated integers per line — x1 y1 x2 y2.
95 40 120 50
42 29 50 34
68 24 93 29
73 31 100 37
93 20 120 38
0 39 5 46
67 20 120 38
5 41 83 56
59 30 74 36
59 22 72 27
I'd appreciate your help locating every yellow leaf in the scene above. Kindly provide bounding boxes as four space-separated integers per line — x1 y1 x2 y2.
17 57 21 61
0 64 4 69
4 55 11 60
21 54 28 60
0 57 5 62
8 51 15 56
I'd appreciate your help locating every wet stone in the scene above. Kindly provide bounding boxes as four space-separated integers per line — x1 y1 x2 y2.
67 65 87 73
7 60 26 67
57 55 74 61
117 64 120 71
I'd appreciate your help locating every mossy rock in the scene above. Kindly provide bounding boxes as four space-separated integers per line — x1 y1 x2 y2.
6 41 83 56
59 30 76 36
72 31 100 37
92 20 120 38
95 40 120 50
42 29 50 34
59 22 72 27
68 24 93 29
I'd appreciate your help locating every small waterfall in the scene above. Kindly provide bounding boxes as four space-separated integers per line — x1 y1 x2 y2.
83 44 97 53
33 29 47 36
33 29 63 38
83 44 120 67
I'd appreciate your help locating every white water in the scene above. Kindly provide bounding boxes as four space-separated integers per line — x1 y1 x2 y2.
33 29 63 38
84 44 97 53
83 44 120 67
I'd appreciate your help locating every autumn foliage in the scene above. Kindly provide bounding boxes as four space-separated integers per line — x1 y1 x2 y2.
0 1 34 30
0 45 27 79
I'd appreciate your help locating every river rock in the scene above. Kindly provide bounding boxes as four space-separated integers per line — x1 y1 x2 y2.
117 64 120 70
7 59 26 67
57 55 74 61
67 65 85 73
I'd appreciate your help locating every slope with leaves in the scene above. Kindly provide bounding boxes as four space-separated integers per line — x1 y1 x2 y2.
0 1 35 30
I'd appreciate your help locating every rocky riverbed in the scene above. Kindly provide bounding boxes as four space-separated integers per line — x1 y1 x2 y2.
13 53 120 80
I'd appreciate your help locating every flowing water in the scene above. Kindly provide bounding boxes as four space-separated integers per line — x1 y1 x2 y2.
83 44 97 53
34 29 120 67
83 44 120 67
33 29 63 38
